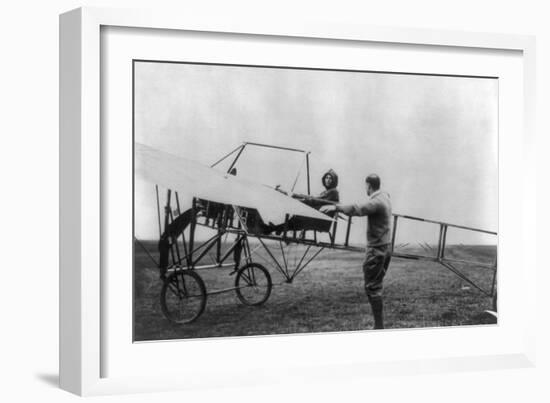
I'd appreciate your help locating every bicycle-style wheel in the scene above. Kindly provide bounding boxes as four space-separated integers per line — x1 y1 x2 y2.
235 263 272 306
160 270 207 324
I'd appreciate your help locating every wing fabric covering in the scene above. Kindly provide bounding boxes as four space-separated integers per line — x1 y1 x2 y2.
135 143 334 226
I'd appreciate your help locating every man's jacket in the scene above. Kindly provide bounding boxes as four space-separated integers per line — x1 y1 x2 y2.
340 191 392 247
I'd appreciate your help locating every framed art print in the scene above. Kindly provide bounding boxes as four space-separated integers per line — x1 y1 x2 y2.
60 7 536 396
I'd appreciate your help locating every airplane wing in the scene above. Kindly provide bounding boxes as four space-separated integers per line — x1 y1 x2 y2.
135 143 334 226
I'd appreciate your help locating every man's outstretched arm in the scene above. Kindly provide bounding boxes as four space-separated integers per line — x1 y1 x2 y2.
321 201 377 217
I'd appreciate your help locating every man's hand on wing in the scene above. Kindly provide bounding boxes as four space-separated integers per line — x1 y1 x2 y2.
320 205 337 214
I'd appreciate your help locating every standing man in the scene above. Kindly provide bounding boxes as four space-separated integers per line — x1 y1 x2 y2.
320 174 392 329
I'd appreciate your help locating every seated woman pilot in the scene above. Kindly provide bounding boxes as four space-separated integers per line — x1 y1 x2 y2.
271 169 340 233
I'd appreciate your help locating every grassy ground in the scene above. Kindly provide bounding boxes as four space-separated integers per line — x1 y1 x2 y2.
134 240 497 341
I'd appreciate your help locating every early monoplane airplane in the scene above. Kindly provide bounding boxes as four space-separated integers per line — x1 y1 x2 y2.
134 142 498 324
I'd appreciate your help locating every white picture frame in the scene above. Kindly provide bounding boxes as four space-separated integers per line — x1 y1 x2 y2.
59 6 536 396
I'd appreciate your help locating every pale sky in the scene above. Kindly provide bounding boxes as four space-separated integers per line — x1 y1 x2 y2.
134 61 498 245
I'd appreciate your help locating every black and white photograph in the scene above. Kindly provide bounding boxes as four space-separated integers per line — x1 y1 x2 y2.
133 60 498 341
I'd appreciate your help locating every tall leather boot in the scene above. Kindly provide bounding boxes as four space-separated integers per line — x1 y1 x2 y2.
368 295 384 330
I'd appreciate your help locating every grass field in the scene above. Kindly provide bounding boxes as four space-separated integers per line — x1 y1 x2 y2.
134 240 497 341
